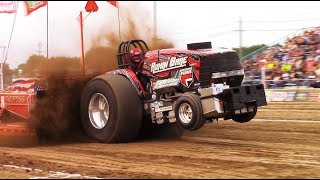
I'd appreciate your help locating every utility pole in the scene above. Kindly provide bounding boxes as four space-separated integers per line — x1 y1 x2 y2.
239 17 243 60
37 42 44 56
153 1 157 39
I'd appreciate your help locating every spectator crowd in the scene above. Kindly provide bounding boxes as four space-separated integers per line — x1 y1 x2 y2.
242 27 320 88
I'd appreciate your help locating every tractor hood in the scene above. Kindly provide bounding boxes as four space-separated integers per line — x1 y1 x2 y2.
143 48 242 76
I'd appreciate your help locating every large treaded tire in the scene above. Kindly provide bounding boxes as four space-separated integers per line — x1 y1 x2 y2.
81 74 142 143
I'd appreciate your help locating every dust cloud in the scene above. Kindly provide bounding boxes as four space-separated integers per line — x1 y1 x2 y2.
85 5 174 75
28 5 175 141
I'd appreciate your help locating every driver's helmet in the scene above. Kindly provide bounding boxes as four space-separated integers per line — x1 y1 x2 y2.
130 48 143 64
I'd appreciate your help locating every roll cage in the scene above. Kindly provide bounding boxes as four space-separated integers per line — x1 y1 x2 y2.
117 40 149 69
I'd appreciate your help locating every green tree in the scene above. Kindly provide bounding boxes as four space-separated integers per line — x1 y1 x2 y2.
2 63 13 85
13 63 26 78
13 55 82 77
233 44 267 58
15 55 47 77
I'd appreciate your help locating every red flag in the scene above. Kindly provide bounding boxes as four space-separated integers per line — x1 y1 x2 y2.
85 1 99 12
24 1 47 15
0 1 18 13
107 1 117 8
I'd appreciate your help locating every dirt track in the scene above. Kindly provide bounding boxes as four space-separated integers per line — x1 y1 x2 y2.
0 102 320 178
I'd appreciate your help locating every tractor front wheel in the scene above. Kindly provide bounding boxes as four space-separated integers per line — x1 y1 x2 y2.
174 94 205 131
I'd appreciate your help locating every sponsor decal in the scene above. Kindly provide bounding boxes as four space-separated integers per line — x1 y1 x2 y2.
1 94 28 104
294 92 309 101
180 67 194 88
266 90 319 102
285 92 296 101
153 78 180 90
270 91 288 101
151 56 187 74
150 101 164 109
155 106 173 113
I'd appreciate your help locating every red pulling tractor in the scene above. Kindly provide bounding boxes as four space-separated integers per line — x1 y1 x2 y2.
79 40 267 143
0 40 267 143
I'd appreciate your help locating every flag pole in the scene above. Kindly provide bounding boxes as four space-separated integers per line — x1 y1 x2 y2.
46 1 49 60
4 1 19 64
2 1 19 91
117 2 121 43
80 11 85 77
45 1 49 78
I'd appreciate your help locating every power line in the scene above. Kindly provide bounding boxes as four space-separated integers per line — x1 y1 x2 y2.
164 24 320 37
208 30 236 37
165 23 236 36
240 18 320 23
3 1 19 64
234 26 319 32
241 29 308 32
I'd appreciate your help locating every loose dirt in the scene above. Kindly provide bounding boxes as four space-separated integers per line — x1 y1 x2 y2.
0 102 319 178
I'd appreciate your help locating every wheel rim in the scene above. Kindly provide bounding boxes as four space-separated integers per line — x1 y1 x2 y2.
178 103 193 124
88 93 110 129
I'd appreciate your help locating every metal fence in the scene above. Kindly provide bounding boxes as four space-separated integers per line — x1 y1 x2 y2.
243 78 320 89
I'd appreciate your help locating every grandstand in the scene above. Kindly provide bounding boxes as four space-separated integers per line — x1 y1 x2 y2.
241 27 320 89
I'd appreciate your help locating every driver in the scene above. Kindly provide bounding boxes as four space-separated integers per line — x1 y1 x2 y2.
130 48 144 71
129 47 150 91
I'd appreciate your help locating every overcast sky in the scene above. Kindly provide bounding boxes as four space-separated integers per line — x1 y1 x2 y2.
1 1 320 69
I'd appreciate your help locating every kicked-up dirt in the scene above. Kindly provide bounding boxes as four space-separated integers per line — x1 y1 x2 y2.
0 102 320 178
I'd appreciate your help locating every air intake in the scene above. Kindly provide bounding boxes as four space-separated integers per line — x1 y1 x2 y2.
187 42 212 50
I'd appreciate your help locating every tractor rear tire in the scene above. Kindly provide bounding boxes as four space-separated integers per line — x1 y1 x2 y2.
81 74 143 143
